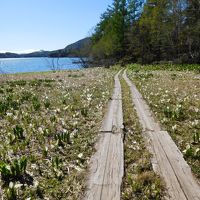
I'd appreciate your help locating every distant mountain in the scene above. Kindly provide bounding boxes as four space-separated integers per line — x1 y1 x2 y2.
0 52 20 58
49 37 92 57
21 50 50 57
0 38 92 58
0 50 49 58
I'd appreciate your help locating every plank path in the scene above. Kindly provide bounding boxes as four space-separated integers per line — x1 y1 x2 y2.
123 70 200 200
84 71 124 200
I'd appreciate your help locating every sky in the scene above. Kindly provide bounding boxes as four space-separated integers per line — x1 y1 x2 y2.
0 0 113 53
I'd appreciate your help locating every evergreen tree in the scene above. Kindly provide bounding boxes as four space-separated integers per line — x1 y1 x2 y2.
91 0 200 64
184 0 200 63
91 0 128 61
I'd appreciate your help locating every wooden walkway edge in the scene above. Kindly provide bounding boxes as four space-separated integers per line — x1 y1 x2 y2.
123 70 200 200
84 71 124 200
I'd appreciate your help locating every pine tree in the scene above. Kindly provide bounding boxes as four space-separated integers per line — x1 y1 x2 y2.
91 0 200 64
91 0 128 61
184 0 200 63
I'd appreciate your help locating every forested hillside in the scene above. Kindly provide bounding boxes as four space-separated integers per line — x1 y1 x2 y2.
91 0 200 64
49 38 91 57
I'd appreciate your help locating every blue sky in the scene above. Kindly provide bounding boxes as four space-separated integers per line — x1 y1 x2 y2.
0 0 113 53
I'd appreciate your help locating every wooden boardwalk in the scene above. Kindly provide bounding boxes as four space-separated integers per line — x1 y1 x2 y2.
123 71 200 200
84 71 124 200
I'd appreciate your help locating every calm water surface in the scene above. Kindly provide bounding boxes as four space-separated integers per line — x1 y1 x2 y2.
0 57 82 74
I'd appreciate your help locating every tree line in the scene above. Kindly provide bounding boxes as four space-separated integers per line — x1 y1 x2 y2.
90 0 200 64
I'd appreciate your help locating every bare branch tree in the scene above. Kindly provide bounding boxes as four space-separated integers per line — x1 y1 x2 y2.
72 57 90 68
0 61 5 74
0 61 8 81
79 57 89 68
45 57 62 72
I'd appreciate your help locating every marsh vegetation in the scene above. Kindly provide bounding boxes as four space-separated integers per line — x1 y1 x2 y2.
127 64 200 178
0 69 115 199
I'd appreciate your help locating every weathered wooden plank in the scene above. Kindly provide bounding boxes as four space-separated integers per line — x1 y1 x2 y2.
112 98 123 130
101 132 124 200
124 73 159 131
84 71 124 200
100 71 123 132
123 71 200 200
158 131 200 200
100 100 115 132
84 133 112 200
149 131 187 200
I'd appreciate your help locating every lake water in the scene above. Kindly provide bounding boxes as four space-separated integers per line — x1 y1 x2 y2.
0 57 82 74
